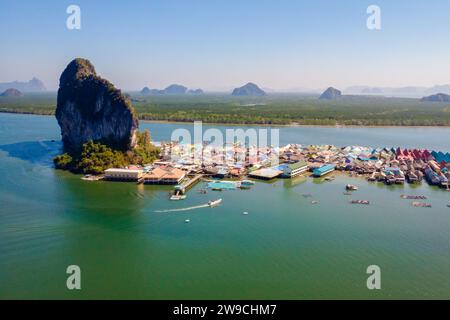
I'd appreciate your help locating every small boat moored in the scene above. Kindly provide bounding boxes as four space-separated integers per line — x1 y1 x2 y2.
412 202 432 208
400 194 427 200
346 184 358 191
351 200 370 205
81 174 103 181
170 194 187 201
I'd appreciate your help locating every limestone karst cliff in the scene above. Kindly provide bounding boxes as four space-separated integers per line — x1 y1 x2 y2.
319 87 342 100
231 82 266 96
56 58 139 152
0 88 23 97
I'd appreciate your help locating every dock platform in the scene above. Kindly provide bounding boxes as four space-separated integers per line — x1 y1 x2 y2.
174 174 204 195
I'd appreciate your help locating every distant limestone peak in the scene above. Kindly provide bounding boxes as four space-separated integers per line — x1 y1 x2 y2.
140 84 202 95
421 93 450 102
141 86 151 95
28 77 47 90
319 87 342 100
188 88 204 94
0 77 46 92
232 82 266 96
0 88 23 97
163 84 188 94
56 58 139 152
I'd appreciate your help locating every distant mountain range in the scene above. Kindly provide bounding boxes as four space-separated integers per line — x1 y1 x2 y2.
140 84 203 95
344 85 450 98
251 84 450 98
136 83 450 98
0 77 46 92
3 77 443 99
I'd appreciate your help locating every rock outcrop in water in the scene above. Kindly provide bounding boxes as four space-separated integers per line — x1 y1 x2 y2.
319 87 342 100
56 58 139 152
421 93 450 102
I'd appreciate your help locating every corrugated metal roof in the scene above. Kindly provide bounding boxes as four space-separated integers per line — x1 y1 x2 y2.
313 164 335 174
287 161 308 170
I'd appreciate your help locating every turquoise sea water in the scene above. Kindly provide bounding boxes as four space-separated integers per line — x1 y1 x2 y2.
0 113 449 299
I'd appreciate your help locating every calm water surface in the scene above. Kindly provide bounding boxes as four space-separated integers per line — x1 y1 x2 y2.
0 113 449 299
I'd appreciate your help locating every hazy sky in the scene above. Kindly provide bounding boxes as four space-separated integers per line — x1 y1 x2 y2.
1 0 450 91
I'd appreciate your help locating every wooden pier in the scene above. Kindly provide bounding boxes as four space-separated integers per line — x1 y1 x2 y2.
174 174 204 195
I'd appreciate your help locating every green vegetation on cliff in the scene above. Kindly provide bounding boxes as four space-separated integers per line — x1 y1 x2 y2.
54 129 160 174
127 129 160 165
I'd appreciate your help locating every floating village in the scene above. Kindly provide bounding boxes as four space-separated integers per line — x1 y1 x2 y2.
89 141 450 209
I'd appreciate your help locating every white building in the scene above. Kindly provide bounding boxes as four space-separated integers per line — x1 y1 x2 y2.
104 168 144 181
282 161 309 178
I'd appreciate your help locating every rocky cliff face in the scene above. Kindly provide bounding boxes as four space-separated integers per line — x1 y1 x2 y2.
319 87 342 100
56 58 139 152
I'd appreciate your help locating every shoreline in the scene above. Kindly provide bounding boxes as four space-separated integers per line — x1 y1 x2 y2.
3 111 450 129
140 119 450 129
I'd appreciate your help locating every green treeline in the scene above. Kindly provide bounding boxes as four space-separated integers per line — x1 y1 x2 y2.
2 93 450 126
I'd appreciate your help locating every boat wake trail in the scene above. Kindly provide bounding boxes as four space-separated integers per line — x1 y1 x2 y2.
154 204 210 213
